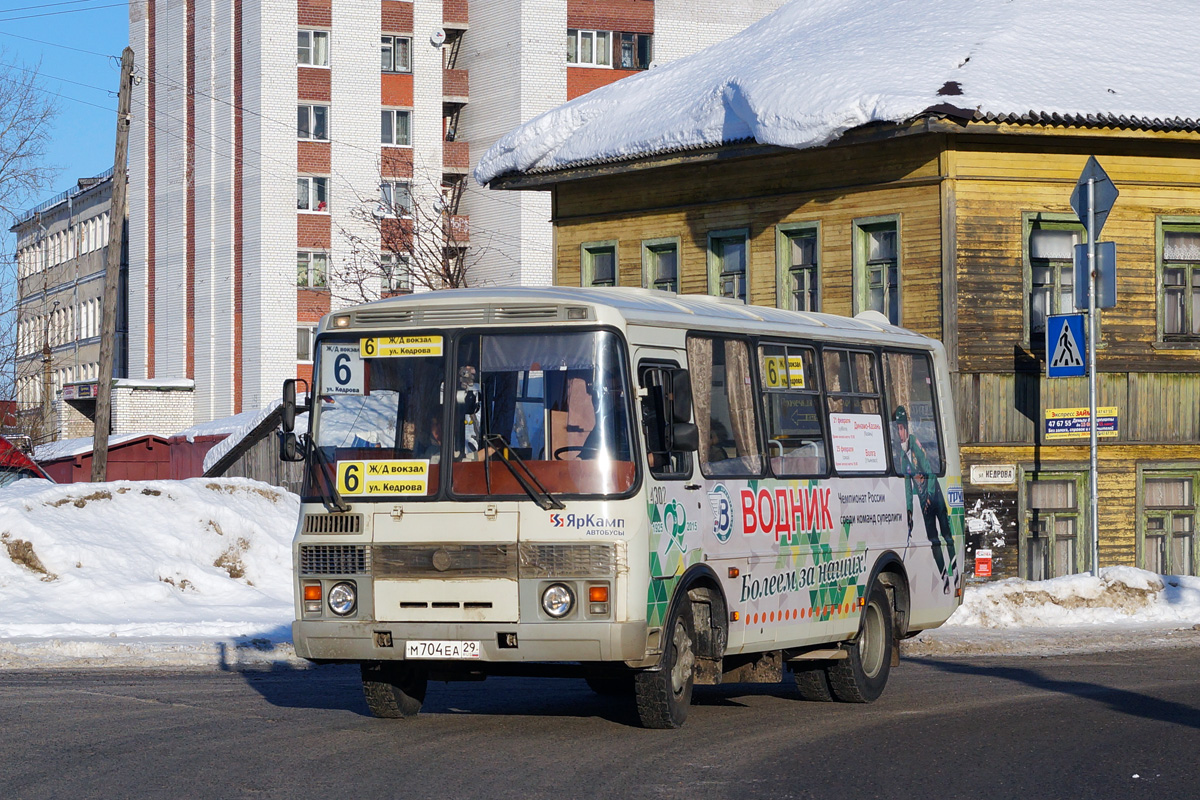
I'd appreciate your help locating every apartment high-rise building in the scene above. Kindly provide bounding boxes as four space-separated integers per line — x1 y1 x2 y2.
127 0 783 423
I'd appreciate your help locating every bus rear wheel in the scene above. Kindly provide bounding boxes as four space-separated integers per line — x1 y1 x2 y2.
792 664 835 701
634 598 696 728
826 583 893 703
361 661 428 718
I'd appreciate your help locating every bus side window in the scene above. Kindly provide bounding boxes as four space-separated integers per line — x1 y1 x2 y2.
882 350 944 476
639 364 692 479
686 335 764 478
759 343 827 477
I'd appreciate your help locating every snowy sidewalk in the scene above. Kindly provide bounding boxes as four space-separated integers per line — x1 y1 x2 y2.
4 478 1200 670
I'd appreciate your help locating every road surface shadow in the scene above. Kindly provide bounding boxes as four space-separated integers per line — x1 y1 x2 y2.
911 656 1200 731
238 665 805 725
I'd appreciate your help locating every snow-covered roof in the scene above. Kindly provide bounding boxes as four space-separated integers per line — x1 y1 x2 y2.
476 0 1196 185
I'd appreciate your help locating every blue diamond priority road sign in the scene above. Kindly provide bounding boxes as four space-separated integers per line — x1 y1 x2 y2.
1070 156 1120 239
1047 314 1086 378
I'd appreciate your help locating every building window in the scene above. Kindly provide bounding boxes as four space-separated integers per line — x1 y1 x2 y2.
297 325 317 362
619 33 653 69
297 104 329 141
1025 216 1083 340
381 35 411 73
297 176 328 212
1160 226 1200 340
581 242 617 287
1142 472 1197 576
707 229 748 302
381 252 412 294
567 29 611 67
1022 474 1086 580
298 30 329 67
641 238 679 293
380 181 412 216
777 224 819 312
297 251 327 288
381 109 412 146
853 217 899 324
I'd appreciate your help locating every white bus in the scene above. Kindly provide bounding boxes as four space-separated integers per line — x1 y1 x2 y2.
280 287 964 728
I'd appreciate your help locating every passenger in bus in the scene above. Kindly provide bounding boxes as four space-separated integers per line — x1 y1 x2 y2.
892 405 957 593
417 413 443 463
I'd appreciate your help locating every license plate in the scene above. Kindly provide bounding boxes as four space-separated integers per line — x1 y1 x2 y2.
405 640 482 660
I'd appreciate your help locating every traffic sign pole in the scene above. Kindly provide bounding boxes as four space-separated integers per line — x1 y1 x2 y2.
1087 178 1100 578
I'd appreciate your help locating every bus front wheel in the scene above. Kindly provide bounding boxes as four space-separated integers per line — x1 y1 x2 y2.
361 661 428 718
826 582 894 703
634 598 696 728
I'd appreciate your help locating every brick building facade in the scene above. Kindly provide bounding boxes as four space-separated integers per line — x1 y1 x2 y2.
124 0 783 424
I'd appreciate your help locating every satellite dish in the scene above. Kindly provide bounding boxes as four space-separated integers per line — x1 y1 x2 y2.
430 28 446 47
648 60 660 69
372 204 388 219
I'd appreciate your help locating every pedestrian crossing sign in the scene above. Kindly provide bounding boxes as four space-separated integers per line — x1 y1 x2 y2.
1047 314 1086 377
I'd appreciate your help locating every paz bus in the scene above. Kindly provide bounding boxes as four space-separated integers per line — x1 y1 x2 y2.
279 287 964 728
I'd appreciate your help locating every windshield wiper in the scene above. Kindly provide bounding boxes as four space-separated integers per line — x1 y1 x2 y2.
307 437 350 513
481 433 565 510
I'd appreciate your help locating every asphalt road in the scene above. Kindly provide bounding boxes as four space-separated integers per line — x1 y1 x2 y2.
2 646 1198 799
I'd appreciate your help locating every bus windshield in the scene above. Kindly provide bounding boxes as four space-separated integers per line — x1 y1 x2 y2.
304 329 636 501
451 330 636 497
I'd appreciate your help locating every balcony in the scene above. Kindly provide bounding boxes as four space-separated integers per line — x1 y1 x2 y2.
443 68 469 105
443 140 469 174
445 215 469 246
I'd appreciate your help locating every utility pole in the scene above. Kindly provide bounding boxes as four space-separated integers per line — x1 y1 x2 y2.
92 46 135 482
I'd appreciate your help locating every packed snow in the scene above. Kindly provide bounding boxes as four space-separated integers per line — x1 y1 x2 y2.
476 0 1193 184
1 476 1198 668
0 477 299 668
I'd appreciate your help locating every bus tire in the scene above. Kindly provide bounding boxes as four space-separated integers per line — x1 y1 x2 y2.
792 664 835 702
634 598 696 728
361 661 428 719
826 583 893 703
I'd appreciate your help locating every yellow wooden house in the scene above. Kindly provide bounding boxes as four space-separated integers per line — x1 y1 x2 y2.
477 0 1200 580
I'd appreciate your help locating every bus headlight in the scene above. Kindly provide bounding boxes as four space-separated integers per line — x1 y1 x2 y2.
541 583 574 618
328 581 357 616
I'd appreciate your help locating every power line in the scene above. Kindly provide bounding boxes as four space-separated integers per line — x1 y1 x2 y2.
0 0 118 14
0 28 119 58
0 1 125 22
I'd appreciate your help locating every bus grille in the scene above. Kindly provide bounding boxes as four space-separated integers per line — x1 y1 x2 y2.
299 545 369 575
373 544 516 578
518 543 615 578
301 513 363 535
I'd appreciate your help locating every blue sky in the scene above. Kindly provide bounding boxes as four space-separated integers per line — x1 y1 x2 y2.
1 0 130 203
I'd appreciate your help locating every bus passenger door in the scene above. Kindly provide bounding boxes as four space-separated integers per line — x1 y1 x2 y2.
635 349 704 630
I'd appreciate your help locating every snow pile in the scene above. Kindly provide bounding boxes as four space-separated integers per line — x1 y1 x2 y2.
0 477 297 640
477 0 1191 184
946 567 1200 629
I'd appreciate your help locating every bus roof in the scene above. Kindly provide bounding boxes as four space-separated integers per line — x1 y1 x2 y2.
327 287 939 349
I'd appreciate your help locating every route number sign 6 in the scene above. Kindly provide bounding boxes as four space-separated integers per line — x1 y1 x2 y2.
319 343 365 395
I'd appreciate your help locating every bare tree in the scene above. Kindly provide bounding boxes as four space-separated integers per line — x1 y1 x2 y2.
333 170 479 305
0 51 59 432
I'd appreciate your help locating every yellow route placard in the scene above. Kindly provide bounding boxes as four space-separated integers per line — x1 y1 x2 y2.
360 335 443 358
336 460 430 496
763 355 806 389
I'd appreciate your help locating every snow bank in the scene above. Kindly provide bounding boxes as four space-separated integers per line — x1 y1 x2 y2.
0 477 298 640
946 567 1200 629
477 0 1193 184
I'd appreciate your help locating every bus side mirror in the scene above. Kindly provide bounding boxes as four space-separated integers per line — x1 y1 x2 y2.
281 378 310 433
668 369 693 424
278 431 306 462
669 422 699 452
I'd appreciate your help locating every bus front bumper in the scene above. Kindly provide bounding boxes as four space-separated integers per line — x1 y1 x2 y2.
293 619 651 664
